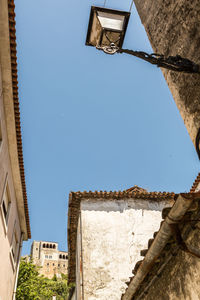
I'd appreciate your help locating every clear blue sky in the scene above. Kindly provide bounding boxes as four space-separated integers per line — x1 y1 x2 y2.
15 0 199 255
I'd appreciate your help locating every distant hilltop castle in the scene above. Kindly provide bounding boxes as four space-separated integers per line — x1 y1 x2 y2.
31 241 68 279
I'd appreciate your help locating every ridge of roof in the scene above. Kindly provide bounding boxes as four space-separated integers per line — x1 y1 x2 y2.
68 190 176 285
126 185 148 193
71 190 176 200
8 0 31 238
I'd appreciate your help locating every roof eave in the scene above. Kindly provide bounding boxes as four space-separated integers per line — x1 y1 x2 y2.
0 0 31 239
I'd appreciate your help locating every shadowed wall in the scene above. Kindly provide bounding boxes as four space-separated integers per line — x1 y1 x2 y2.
133 0 200 147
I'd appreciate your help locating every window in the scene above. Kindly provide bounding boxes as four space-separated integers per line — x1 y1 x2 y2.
11 231 18 262
52 263 55 266
63 264 65 267
47 263 49 266
58 264 60 267
1 182 11 232
10 228 19 270
49 255 52 259
45 255 48 259
2 186 10 222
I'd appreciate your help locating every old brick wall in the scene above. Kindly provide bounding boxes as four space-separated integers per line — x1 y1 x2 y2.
133 0 200 146
142 226 200 300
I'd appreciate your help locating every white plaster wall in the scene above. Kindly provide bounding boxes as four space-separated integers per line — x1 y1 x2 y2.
71 291 76 300
75 217 82 300
81 198 171 300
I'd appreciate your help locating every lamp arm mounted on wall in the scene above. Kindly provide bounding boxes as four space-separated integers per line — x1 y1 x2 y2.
96 44 200 74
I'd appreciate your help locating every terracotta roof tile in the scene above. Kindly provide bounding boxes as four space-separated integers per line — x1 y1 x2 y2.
190 173 200 193
71 190 175 200
126 185 148 193
8 0 31 238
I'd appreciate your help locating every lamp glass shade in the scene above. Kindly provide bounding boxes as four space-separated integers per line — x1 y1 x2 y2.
86 7 130 49
97 12 125 31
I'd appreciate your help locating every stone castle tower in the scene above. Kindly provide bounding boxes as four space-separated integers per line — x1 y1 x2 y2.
31 241 68 279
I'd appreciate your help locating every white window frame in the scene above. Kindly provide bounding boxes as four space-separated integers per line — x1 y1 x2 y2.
10 229 19 271
0 176 11 235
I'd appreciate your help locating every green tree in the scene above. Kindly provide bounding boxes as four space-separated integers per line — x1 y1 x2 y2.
45 275 69 300
16 259 70 300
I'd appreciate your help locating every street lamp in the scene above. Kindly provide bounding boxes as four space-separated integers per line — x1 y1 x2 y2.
86 6 200 74
86 6 130 53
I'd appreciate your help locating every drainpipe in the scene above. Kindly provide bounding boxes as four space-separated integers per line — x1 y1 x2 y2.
122 193 200 300
12 232 24 300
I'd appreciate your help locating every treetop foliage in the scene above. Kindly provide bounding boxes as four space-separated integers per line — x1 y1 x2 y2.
16 258 70 300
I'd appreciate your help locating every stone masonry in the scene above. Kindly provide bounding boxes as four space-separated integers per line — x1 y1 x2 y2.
31 241 68 279
133 0 200 147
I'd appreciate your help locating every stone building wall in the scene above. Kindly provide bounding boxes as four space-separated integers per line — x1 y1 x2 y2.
133 0 200 147
31 241 68 279
79 198 172 300
141 222 200 300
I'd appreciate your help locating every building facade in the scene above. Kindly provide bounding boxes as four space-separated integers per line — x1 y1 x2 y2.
31 241 68 279
67 187 174 300
133 0 200 148
0 0 31 299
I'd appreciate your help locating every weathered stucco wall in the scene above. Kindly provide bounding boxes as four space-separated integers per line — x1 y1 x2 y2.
142 225 200 300
133 0 200 146
75 218 82 300
71 291 76 300
80 198 171 300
